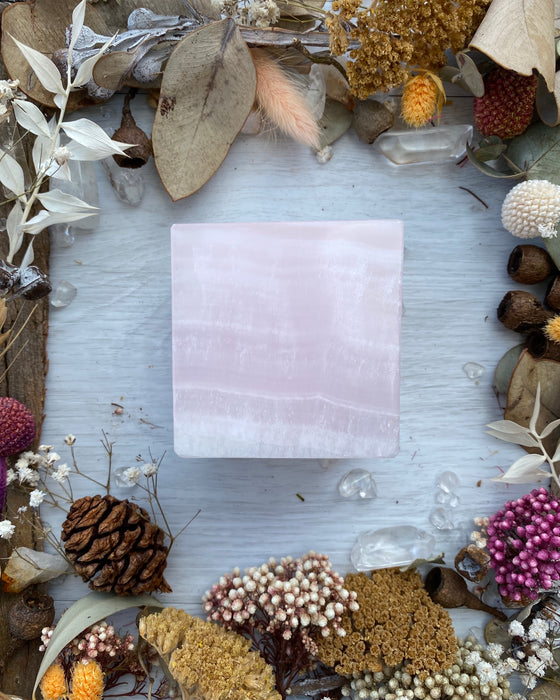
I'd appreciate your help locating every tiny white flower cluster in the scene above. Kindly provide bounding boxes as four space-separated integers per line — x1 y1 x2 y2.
118 461 159 486
0 519 16 540
244 0 280 27
470 516 489 548
0 79 20 116
505 612 558 690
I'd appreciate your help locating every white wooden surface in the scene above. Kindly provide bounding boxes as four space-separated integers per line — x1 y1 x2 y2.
41 93 535 640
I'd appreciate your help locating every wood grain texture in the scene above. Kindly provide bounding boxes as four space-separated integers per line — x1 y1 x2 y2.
41 95 534 661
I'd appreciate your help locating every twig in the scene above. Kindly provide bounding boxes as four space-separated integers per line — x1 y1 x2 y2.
292 39 347 81
459 186 488 209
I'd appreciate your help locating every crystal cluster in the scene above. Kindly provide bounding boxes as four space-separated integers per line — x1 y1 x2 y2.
487 488 560 602
202 551 358 655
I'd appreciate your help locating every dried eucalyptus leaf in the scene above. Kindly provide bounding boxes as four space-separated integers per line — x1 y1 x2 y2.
536 72 560 127
531 682 560 700
1 0 110 107
466 142 524 179
89 0 191 31
2 547 72 593
440 66 460 83
277 0 325 18
484 618 511 647
475 143 507 162
317 98 352 148
505 349 560 458
33 593 166 700
469 0 555 91
92 50 140 90
507 122 560 184
455 52 484 97
152 19 256 201
545 237 560 271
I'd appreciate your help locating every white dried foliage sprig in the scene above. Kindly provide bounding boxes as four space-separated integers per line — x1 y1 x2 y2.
487 383 560 488
1 0 133 268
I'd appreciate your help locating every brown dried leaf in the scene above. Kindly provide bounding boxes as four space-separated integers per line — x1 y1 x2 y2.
93 50 141 91
1 0 110 108
0 298 7 330
530 682 560 700
469 0 555 90
536 71 560 127
89 0 192 31
505 349 560 457
152 19 256 201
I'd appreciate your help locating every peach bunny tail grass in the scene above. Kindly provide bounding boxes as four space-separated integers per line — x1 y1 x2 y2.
250 48 321 149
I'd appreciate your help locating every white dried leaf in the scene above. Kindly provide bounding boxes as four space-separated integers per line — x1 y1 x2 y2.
2 546 71 593
38 189 98 214
530 382 542 434
0 150 25 195
53 92 66 110
10 36 65 96
552 440 560 463
486 428 540 448
13 99 51 138
68 0 87 56
486 419 533 435
539 417 560 438
62 118 133 158
20 241 34 270
22 208 96 235
491 453 549 484
32 134 51 174
6 200 24 260
73 34 117 88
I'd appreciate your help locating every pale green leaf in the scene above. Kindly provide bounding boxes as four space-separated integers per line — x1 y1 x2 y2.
33 592 165 698
466 142 524 179
12 99 51 138
7 200 24 260
10 35 65 96
455 52 484 97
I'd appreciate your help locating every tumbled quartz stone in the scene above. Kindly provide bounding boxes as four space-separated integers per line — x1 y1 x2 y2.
102 158 145 206
351 526 436 570
376 124 473 165
463 361 484 380
171 221 403 458
429 507 455 530
50 280 77 309
338 469 377 499
435 470 460 494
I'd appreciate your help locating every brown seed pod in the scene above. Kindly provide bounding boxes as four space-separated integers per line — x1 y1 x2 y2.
112 93 152 169
8 591 55 640
424 567 506 620
352 99 393 144
507 245 556 284
454 544 491 582
526 329 560 362
497 290 554 332
545 275 560 311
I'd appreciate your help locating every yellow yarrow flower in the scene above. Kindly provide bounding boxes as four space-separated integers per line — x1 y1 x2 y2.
545 315 560 344
70 661 104 700
401 72 446 128
39 663 68 700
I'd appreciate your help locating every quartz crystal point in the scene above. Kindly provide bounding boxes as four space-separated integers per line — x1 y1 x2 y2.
171 221 403 458
376 125 473 165
351 526 436 570
338 469 377 499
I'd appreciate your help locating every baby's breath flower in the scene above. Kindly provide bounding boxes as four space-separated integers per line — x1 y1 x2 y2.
528 617 549 642
17 505 28 514
46 452 61 464
0 519 16 539
65 434 76 445
29 489 46 507
39 444 54 452
6 468 16 485
486 642 503 661
17 464 39 485
141 462 158 477
508 620 525 637
122 466 141 485
51 463 71 483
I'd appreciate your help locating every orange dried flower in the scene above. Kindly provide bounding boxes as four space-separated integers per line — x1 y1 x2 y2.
40 663 68 700
401 72 445 127
70 661 104 700
545 316 560 344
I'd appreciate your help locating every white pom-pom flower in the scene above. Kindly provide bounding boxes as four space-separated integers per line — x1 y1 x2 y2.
501 179 560 238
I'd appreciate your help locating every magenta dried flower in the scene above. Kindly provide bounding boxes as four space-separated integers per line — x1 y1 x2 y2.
202 551 358 698
487 487 560 603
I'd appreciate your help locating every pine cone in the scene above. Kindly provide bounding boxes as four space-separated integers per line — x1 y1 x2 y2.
61 495 171 595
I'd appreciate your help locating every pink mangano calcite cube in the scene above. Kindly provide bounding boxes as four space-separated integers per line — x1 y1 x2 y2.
171 221 403 458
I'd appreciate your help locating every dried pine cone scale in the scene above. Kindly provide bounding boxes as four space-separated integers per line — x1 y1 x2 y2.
61 494 171 595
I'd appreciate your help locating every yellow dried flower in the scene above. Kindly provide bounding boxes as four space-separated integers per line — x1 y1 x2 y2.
140 608 281 700
401 72 445 127
315 569 457 679
545 316 560 344
39 663 67 700
70 661 104 700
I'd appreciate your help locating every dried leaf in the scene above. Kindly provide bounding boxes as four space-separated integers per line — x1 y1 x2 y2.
469 0 555 91
68 0 87 55
536 72 560 127
531 682 560 700
465 142 524 179
10 35 65 96
0 150 25 196
89 0 192 31
317 98 352 148
505 349 560 458
494 343 524 409
33 593 165 700
38 189 98 214
92 50 140 91
1 0 110 108
22 208 96 235
12 99 51 138
1 547 72 593
62 118 134 157
507 122 560 183
152 19 256 201
74 33 118 87
490 452 548 484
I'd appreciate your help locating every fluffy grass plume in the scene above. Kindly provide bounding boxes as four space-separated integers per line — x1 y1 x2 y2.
250 48 320 149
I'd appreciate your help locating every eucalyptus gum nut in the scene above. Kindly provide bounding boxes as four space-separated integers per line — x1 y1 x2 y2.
352 99 393 144
497 290 554 332
508 244 556 284
546 276 560 311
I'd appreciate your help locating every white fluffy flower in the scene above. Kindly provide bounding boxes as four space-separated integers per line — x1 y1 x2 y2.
51 463 71 483
17 465 39 485
502 179 560 239
141 462 158 477
29 489 46 508
122 466 141 485
0 519 16 539
486 642 504 661
246 0 280 27
6 469 16 485
508 620 525 637
525 654 546 677
476 660 498 684
528 617 549 642
65 434 76 445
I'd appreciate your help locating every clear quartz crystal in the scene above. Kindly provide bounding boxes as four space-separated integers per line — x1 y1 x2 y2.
429 507 455 530
50 280 77 309
338 469 377 499
50 224 75 248
376 124 473 165
113 467 138 489
463 361 484 380
435 490 460 507
350 525 436 570
436 470 460 493
102 158 145 206
50 160 100 231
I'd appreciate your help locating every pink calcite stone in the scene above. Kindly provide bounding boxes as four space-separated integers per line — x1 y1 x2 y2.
171 220 403 458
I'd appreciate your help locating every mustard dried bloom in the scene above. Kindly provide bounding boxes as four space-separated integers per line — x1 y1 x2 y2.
316 568 457 679
139 608 281 700
39 663 67 700
70 661 104 700
545 316 560 344
401 72 445 128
